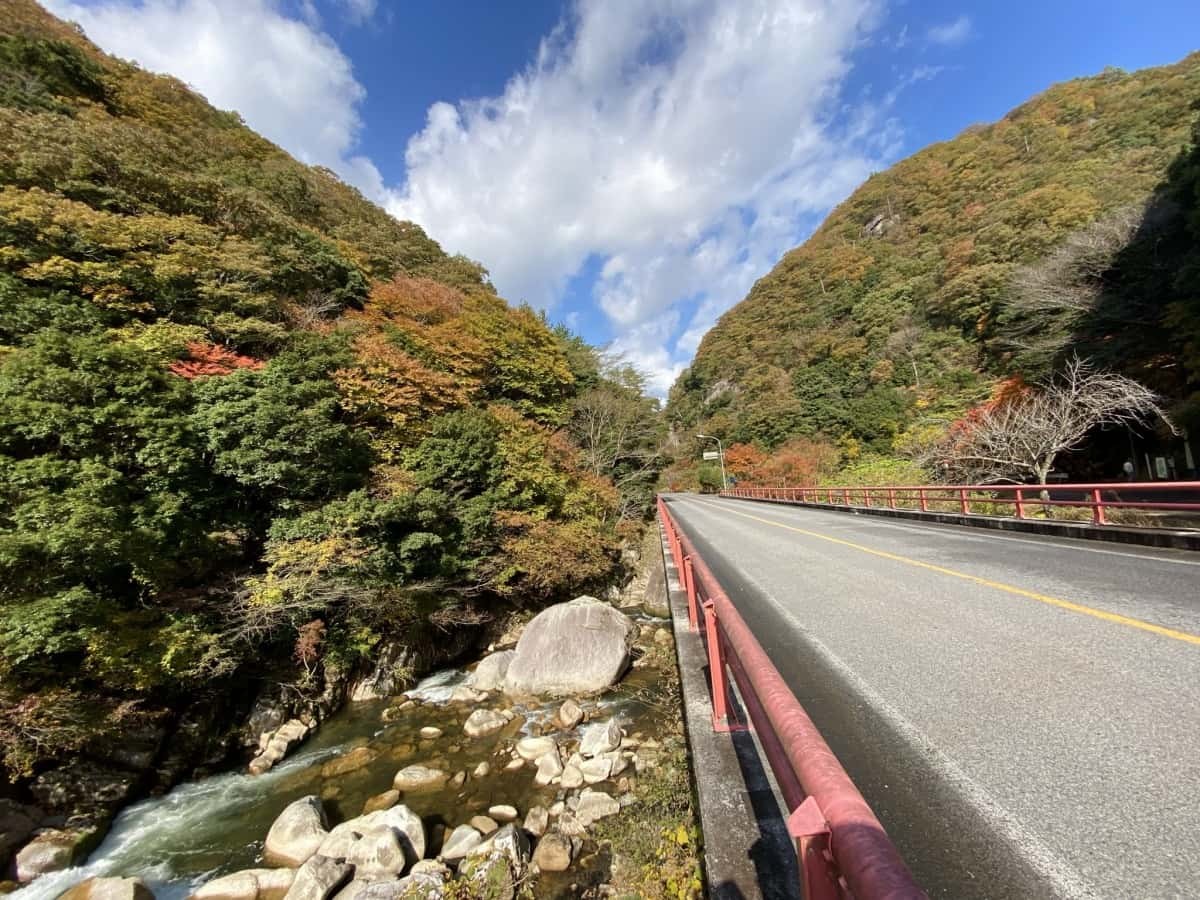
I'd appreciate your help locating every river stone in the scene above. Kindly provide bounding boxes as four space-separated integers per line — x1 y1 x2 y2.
362 790 400 815
533 752 563 786
468 651 515 692
321 746 377 779
449 771 467 789
331 806 424 865
579 757 612 784
515 737 556 762
575 790 620 827
352 884 408 900
462 709 507 739
532 832 573 873
560 764 583 790
346 827 407 878
439 825 482 862
607 752 630 778
503 598 635 697
265 796 329 867
392 766 447 793
469 815 497 835
522 807 549 838
579 719 622 758
418 727 442 740
556 700 584 730
468 825 530 871
487 805 518 823
14 829 84 882
283 856 352 900
60 877 154 900
472 761 491 778
642 558 669 617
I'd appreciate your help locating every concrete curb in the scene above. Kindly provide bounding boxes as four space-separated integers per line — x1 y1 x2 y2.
656 523 799 900
722 496 1200 550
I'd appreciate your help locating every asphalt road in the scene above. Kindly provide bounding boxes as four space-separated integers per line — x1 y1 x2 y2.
664 494 1200 900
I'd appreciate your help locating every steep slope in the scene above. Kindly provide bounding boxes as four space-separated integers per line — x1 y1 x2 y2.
668 54 1200 458
0 0 649 840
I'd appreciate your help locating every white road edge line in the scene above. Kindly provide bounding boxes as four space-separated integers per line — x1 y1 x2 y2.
715 548 1101 900
709 496 1200 567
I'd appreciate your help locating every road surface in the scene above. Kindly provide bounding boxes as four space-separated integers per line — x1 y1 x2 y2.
664 494 1200 899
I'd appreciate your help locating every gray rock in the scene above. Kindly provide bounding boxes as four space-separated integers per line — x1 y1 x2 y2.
522 806 549 838
265 797 329 867
349 641 416 702
462 709 507 739
316 827 361 861
59 877 154 900
560 764 583 790
579 757 612 784
532 832 573 872
448 685 486 704
467 651 515 692
579 719 622 758
469 825 530 872
469 815 498 835
333 805 425 865
575 790 620 827
556 700 583 730
439 825 482 862
392 766 447 793
346 827 407 878
14 829 84 883
353 883 409 900
533 752 563 787
642 560 669 617
283 856 352 900
503 598 635 697
418 727 442 740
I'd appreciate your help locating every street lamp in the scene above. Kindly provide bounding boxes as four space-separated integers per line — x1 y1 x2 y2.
696 433 727 492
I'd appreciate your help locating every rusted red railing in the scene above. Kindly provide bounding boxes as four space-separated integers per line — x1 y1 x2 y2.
657 497 926 900
721 481 1200 527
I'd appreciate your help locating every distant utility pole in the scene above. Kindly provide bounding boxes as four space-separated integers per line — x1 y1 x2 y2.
697 433 727 491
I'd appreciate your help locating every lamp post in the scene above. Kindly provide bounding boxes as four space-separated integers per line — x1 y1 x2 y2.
697 433 727 492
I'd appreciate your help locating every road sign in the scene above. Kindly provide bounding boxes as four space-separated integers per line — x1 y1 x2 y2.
702 451 720 460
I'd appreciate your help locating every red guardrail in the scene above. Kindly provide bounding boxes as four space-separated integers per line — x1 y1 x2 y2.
722 481 1200 527
657 496 926 900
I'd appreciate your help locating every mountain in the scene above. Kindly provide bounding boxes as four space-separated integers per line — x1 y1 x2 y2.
0 0 657 799
667 53 1200 468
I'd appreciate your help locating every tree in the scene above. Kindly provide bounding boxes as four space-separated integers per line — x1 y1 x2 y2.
927 358 1174 484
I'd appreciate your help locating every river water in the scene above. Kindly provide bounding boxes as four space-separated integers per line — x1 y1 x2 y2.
12 665 653 900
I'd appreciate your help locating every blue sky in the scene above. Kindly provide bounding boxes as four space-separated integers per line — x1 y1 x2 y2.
44 0 1200 393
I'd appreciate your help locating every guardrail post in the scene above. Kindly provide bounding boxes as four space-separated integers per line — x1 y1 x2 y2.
864 488 872 508
1092 488 1107 525
888 488 896 509
683 556 698 633
919 487 928 512
959 488 970 515
842 488 850 506
789 797 841 900
702 599 737 733
1013 487 1025 519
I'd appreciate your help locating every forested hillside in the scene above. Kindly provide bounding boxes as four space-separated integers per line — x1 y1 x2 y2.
667 54 1200 480
0 0 658 800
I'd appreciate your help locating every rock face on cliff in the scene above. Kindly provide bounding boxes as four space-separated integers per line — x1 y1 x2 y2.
504 597 635 697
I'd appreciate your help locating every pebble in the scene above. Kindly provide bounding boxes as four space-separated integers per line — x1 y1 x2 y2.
419 727 443 740
472 761 491 778
488 805 518 823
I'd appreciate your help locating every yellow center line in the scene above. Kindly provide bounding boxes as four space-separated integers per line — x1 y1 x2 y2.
693 498 1200 647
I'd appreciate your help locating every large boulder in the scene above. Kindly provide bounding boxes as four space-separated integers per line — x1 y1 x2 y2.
264 796 329 867
467 651 514 693
345 827 407 878
438 825 482 862
531 832 573 872
642 559 670 617
14 829 91 883
503 598 635 697
283 856 352 900
189 869 295 900
59 877 154 900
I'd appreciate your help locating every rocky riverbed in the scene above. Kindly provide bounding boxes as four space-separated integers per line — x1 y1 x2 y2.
6 582 700 900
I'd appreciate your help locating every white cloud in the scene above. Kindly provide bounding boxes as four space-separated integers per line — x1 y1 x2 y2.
927 15 971 46
337 0 377 26
392 0 896 395
42 0 383 196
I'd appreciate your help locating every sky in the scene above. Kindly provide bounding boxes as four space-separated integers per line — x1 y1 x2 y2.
42 0 1200 396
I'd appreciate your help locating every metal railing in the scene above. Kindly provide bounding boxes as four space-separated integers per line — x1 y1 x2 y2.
722 481 1200 527
658 496 926 900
